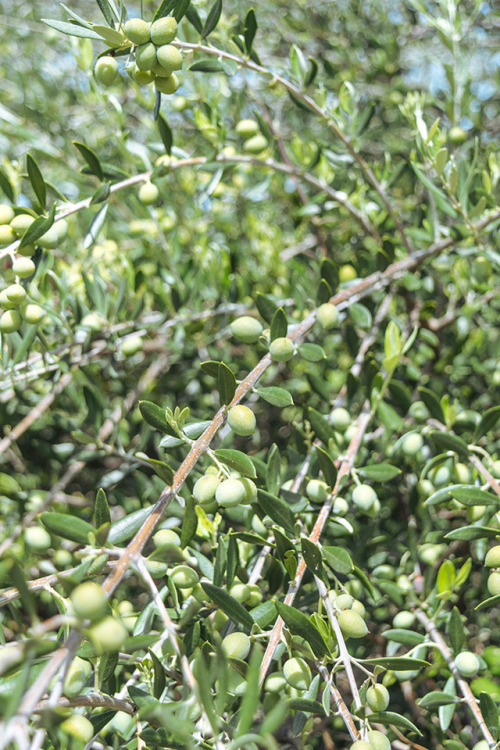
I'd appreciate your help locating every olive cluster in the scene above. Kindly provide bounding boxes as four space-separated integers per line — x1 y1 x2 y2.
235 119 269 156
95 16 182 96
0 206 68 333
70 581 128 655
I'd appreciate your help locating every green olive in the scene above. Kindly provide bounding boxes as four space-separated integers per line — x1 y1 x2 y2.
95 56 119 86
0 310 22 333
154 74 180 95
338 609 368 639
139 182 160 205
156 45 182 73
367 731 391 750
230 315 263 343
339 264 357 282
454 651 480 677
352 484 377 511
5 283 26 305
227 404 256 436
243 134 268 155
485 546 500 568
366 683 390 711
10 213 35 236
12 257 35 278
150 17 177 45
60 714 94 743
269 337 294 362
0 224 15 246
306 479 328 502
222 632 251 659
215 478 247 507
135 42 157 71
317 302 339 330
87 616 128 654
193 474 221 503
63 656 92 698
71 582 108 622
283 657 311 690
124 18 151 45
235 119 260 138
170 564 199 589
487 571 500 596
0 204 15 225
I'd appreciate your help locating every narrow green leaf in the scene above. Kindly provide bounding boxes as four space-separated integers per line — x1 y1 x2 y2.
316 445 337 488
266 444 280 495
419 691 458 708
173 0 191 22
214 449 256 478
301 538 322 575
201 0 222 39
439 676 456 731
270 307 288 341
445 525 500 541
213 538 226 588
73 141 104 181
475 406 500 441
180 496 198 549
94 487 111 527
95 0 116 26
43 18 103 39
136 453 175 485
361 657 429 670
26 154 46 209
0 168 15 202
349 303 372 328
288 698 325 715
243 8 257 53
382 629 425 646
139 401 177 436
108 506 154 545
153 0 176 22
257 489 295 535
430 431 469 459
218 362 236 405
201 582 254 628
236 647 261 736
18 204 56 251
298 343 326 362
479 691 499 740
307 407 335 446
189 60 225 73
226 534 238 588
90 182 111 205
366 711 421 735
255 293 277 324
150 650 166 700
322 546 353 575
418 387 445 423
450 486 498 507
158 115 172 155
358 464 401 481
275 601 328 657
40 512 94 544
256 386 293 407
92 24 124 45
185 4 203 32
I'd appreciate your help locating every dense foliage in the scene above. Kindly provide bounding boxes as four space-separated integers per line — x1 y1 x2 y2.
0 1 499 749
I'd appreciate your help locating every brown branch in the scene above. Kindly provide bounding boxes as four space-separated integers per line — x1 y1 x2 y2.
415 608 496 748
34 693 135 715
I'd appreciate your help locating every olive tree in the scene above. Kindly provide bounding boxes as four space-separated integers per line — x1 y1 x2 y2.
0 0 499 748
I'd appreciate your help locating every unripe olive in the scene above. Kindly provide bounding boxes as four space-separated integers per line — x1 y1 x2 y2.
246 583 263 607
393 611 415 628
80 312 105 332
215 478 247 507
235 119 259 138
222 632 251 659
373 564 395 579
487 571 500 596
0 204 14 225
367 730 391 750
240 477 257 504
330 407 351 431
229 583 250 603
306 479 328 502
71 581 108 622
351 599 366 617
124 18 151 45
338 609 368 639
265 672 287 693
135 42 157 71
453 462 470 484
317 302 339 330
132 67 155 85
0 310 22 333
139 182 159 205
152 61 173 77
193 474 221 504
153 528 181 549
394 669 418 681
60 714 94 743
472 742 490 750
243 134 268 154
150 17 177 45
401 432 424 456
17 243 36 257
333 497 349 515
455 651 480 677
154 74 180 95
491 460 500 479
283 657 311 690
54 549 73 570
24 526 52 551
121 335 143 356
156 45 182 72
38 223 61 249
230 315 263 343
448 126 467 145
419 543 445 565
63 656 92 698
339 264 357 282
472 255 492 282
485 546 500 567
349 742 372 750
269 337 294 362
12 257 35 278
145 559 169 577
366 683 390 711
10 213 35 236
88 616 128 654
335 593 353 610
352 484 377 511
227 405 256 436
170 564 199 589
0 224 15 246
95 56 119 86
409 400 429 422
5 283 26 305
